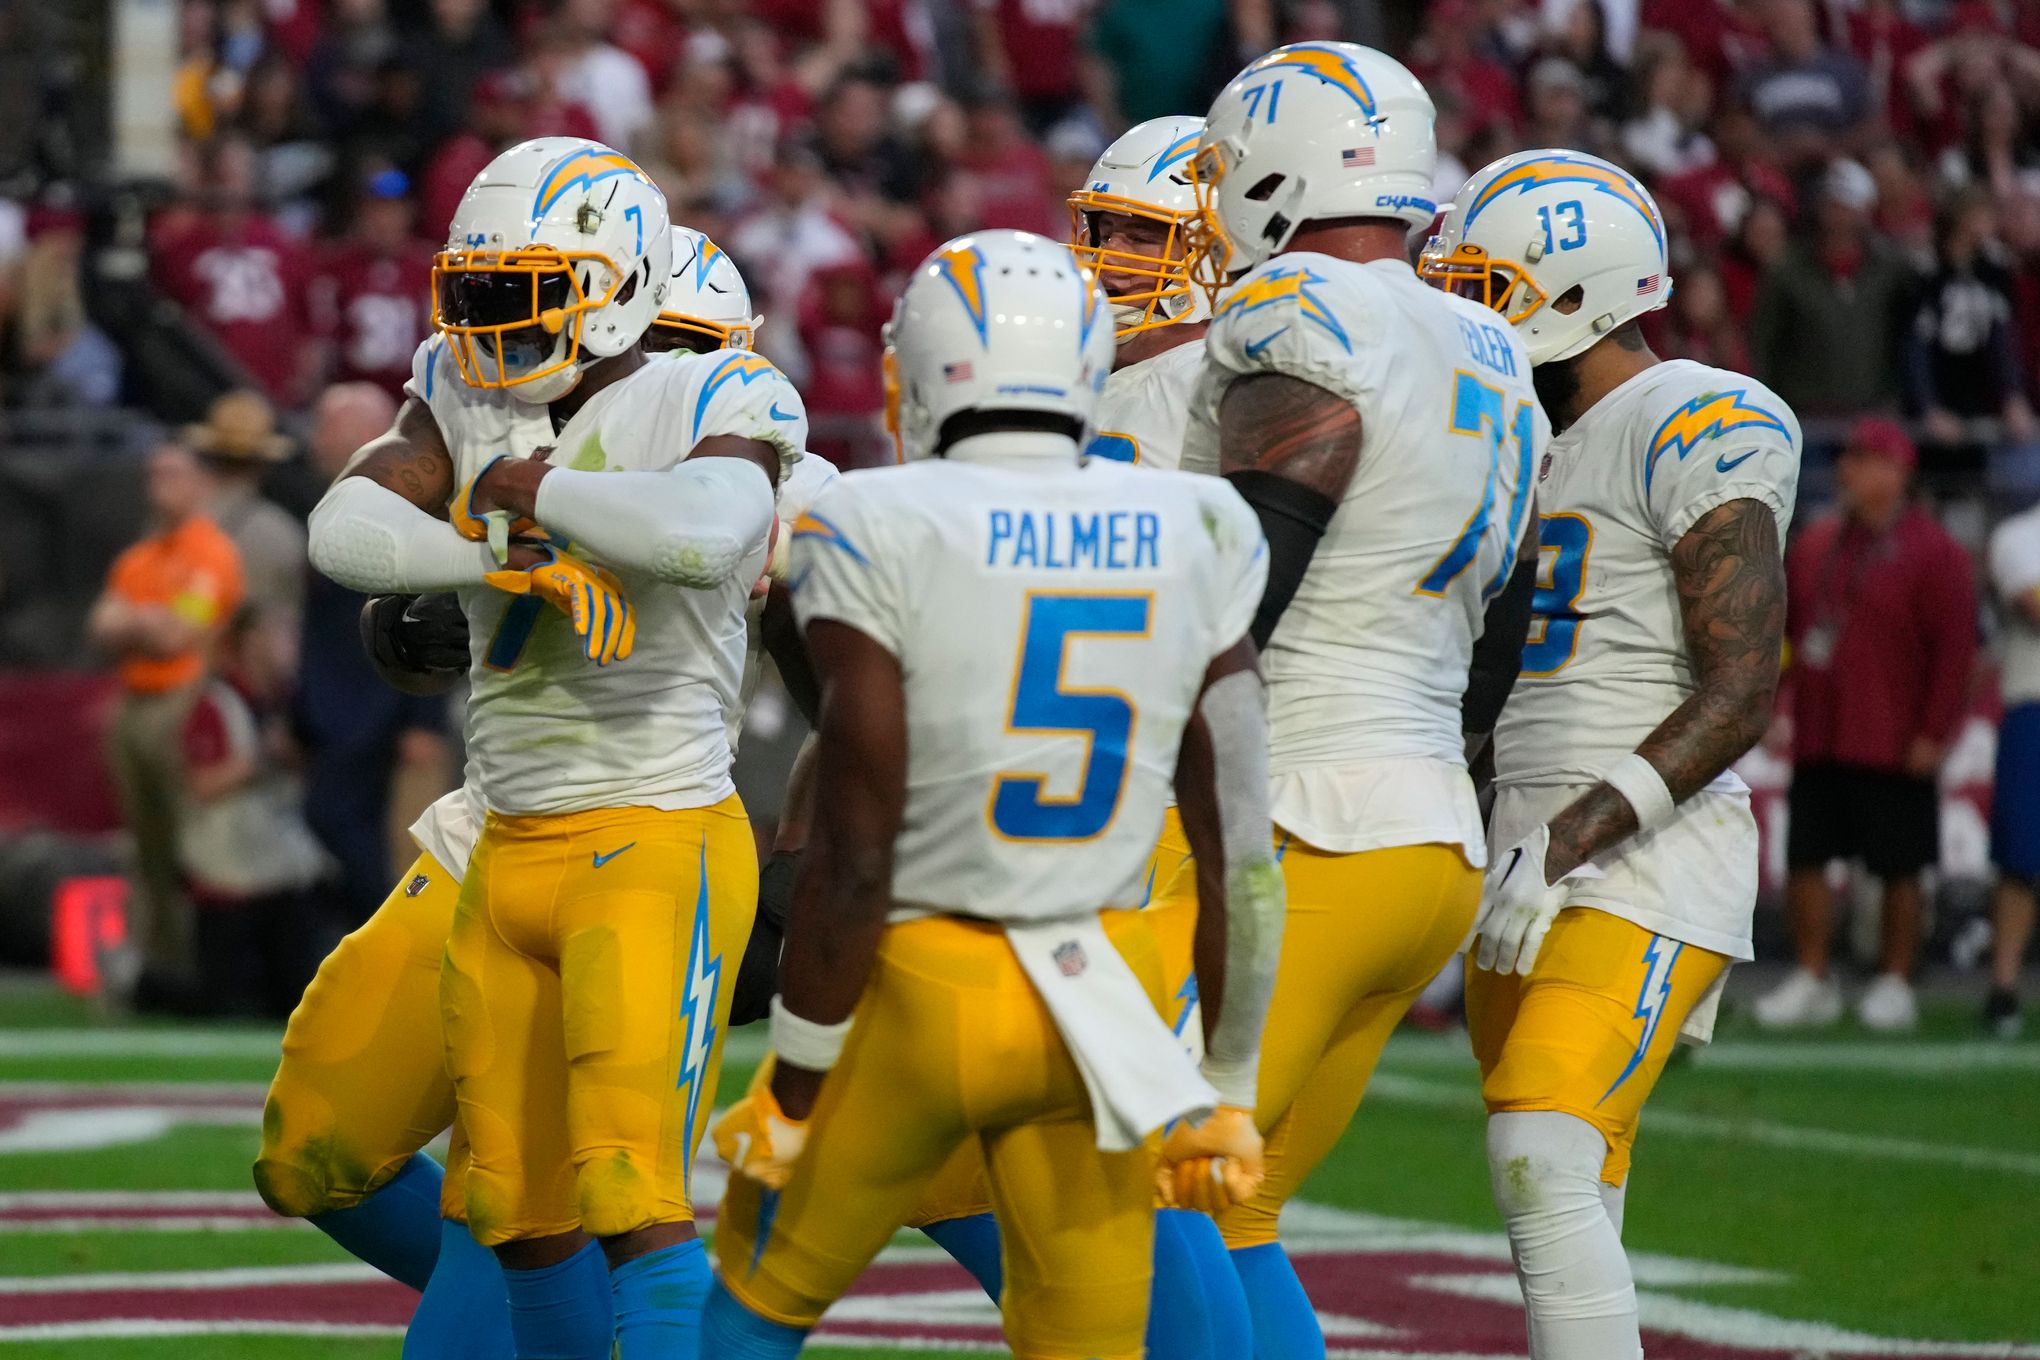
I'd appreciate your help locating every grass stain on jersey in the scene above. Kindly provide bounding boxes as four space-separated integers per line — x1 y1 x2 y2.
572 431 607 471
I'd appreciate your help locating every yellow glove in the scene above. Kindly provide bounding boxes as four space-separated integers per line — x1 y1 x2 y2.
450 455 544 564
483 544 635 666
711 1057 810 1191
1156 1105 1264 1216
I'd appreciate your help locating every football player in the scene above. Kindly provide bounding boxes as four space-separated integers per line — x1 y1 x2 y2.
898 115 1257 1360
1422 151 1797 1360
1172 43 1545 1357
304 138 803 1360
702 229 1286 1358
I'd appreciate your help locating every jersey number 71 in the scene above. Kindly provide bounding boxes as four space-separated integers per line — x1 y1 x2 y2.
988 591 1152 842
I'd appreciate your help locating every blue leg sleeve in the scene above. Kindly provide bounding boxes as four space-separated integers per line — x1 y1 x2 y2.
1232 1241 1325 1360
610 1237 710 1360
308 1152 444 1291
502 1240 613 1360
696 1278 808 1359
403 1219 515 1360
917 1211 1003 1302
1145 1208 1219 1359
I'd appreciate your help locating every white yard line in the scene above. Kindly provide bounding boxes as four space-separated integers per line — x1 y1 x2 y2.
0 1263 383 1293
1378 1030 2040 1074
0 1320 402 1341
1365 1072 2040 1176
0 1082 267 1100
0 1031 281 1059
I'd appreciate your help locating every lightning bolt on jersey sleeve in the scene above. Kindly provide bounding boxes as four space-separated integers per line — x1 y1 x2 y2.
1639 370 1801 547
786 479 908 657
672 349 809 481
1187 254 1542 861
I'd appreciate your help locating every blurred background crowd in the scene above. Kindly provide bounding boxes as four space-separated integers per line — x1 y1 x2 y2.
0 0 2034 1031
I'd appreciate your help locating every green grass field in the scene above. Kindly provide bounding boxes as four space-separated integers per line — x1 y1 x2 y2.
0 979 2033 1358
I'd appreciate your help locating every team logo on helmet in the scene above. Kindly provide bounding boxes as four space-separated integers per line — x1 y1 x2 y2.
1464 154 1665 253
530 147 650 218
1243 44 1379 117
932 243 989 346
1147 130 1201 182
1644 390 1788 492
688 235 729 288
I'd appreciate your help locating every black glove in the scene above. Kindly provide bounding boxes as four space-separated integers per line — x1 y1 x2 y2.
360 593 469 696
729 848 800 1026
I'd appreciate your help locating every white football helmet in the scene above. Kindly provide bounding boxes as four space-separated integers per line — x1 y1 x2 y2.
433 136 672 403
650 225 763 354
885 230 1113 463
1421 149 1672 365
1187 43 1438 293
1068 115 1211 339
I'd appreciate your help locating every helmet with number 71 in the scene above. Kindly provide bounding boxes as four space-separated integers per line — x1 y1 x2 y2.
1420 149 1673 365
433 137 672 403
1185 43 1438 296
884 230 1113 462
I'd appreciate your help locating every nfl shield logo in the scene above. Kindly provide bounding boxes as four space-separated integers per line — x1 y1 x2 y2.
1052 940 1088 977
1539 451 1555 483
405 874 430 898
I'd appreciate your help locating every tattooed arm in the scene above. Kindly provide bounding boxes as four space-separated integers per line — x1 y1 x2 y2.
1541 497 1787 880
1217 373 1364 648
308 398 497 593
340 397 456 512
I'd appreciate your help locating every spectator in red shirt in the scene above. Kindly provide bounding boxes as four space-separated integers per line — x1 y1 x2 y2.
152 135 317 406
796 258 889 469
312 168 431 401
970 0 1093 134
1408 0 1522 141
1656 102 1796 251
952 92 1059 237
1758 419 1980 1033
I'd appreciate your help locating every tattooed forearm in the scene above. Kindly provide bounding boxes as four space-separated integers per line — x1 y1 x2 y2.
342 397 456 516
1543 498 1785 881
1217 373 1363 499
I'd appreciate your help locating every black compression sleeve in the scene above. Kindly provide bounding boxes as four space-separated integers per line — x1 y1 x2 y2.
1227 469 1338 649
728 847 800 1026
1462 545 1538 737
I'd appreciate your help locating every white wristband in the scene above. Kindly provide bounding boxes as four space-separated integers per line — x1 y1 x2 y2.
769 996 853 1073
1603 752 1676 833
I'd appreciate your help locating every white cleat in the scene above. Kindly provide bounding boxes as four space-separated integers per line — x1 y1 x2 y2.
1752 968 1844 1030
1855 972 1919 1032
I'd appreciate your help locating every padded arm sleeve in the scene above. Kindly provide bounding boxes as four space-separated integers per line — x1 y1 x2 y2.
1226 469 1337 650
1197 667 1286 1108
1463 543 1538 737
308 476 494 593
533 457 775 589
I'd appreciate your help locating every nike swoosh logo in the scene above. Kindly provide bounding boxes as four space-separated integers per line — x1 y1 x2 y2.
592 842 637 868
768 402 797 421
1716 449 1758 473
1503 846 1524 882
1243 327 1289 360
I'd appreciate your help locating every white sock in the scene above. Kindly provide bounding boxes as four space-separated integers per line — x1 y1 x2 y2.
1487 1111 1642 1360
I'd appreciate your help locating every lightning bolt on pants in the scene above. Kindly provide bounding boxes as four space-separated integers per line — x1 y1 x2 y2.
441 796 757 1245
1465 904 1728 1185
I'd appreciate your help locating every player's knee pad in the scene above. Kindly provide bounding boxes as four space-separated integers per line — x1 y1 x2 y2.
1485 1111 1634 1322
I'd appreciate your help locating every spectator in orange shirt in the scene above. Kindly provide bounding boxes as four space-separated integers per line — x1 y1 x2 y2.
87 443 245 1010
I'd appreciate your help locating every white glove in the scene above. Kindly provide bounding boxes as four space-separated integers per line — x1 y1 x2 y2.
1470 825 1598 976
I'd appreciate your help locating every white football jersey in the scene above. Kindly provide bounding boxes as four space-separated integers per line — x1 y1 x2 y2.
1183 254 1545 861
406 339 805 816
1085 339 1203 470
789 451 1266 923
1490 359 1799 960
1496 359 1799 786
733 449 840 744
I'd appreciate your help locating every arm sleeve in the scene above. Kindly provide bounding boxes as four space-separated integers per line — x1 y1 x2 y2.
1194 667 1284 1109
1463 519 1540 736
533 456 775 588
308 476 495 593
787 483 906 657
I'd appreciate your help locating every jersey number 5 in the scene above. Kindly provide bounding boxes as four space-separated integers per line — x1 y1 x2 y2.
1418 370 1536 598
989 591 1152 842
1522 511 1594 675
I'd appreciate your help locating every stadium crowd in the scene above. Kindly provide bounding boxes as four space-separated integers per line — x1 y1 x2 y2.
0 0 2034 1029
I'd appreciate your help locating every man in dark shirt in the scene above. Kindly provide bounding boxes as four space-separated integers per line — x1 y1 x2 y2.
1757 419 1978 1031
1737 0 1873 170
